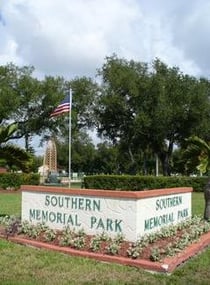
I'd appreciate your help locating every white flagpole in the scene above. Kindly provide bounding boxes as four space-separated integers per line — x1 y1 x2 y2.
68 88 72 188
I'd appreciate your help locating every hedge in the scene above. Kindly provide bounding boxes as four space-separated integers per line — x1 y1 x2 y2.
84 175 209 192
0 173 40 190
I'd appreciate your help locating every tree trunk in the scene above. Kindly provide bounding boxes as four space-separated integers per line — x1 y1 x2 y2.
158 141 174 176
128 146 137 174
25 133 30 151
143 152 147 175
159 152 171 176
204 179 210 220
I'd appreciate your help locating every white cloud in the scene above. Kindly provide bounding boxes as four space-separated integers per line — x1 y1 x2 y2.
1 0 207 79
0 0 145 78
169 0 210 75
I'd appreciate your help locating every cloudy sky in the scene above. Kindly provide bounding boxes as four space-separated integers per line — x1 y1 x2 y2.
0 0 210 154
1 0 210 80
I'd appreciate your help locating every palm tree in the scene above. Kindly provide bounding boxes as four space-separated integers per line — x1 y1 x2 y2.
184 136 210 175
184 136 210 220
0 123 32 172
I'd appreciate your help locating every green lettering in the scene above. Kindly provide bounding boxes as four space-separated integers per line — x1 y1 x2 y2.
71 198 77 209
45 195 50 206
75 214 81 226
29 209 35 222
90 216 97 228
106 219 113 231
144 212 175 231
49 211 56 222
153 216 158 227
78 198 84 210
156 196 183 211
96 218 105 230
64 197 70 208
58 197 64 208
177 208 189 220
144 219 150 230
156 199 160 210
42 210 48 222
85 199 91 211
57 212 63 224
51 196 57 207
36 209 41 221
67 214 74 225
93 199 101 211
114 219 122 232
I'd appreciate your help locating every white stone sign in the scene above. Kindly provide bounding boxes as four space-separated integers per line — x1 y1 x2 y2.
21 186 192 242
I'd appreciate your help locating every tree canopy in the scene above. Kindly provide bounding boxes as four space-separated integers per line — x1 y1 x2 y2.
95 55 210 175
0 58 210 175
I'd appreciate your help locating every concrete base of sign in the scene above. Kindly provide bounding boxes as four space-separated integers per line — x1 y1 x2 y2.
21 185 193 241
3 231 210 273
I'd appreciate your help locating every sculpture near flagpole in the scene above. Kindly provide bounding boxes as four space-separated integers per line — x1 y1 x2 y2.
44 138 57 172
38 138 60 184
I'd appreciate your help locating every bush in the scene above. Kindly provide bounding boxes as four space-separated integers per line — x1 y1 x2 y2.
0 173 40 190
84 175 209 192
20 173 40 186
0 173 22 190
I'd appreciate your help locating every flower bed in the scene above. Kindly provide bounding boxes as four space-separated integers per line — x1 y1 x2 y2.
1 216 210 273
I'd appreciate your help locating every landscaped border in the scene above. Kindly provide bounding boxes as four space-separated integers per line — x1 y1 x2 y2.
2 230 209 273
17 185 210 273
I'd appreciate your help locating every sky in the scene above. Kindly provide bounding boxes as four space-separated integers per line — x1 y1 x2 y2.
0 0 210 154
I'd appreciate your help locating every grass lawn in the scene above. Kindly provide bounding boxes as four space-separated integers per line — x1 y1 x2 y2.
0 192 21 217
0 191 209 285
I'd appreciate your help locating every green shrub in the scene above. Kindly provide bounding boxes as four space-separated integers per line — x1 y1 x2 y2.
0 173 22 190
84 175 209 192
0 173 40 190
20 173 40 185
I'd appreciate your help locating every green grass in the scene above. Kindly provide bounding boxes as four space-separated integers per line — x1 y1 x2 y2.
0 192 21 216
44 182 82 189
192 192 205 217
68 182 83 189
0 191 209 285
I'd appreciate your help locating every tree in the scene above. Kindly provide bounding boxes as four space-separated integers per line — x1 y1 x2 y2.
184 136 210 175
0 64 21 123
0 63 68 151
0 63 100 163
184 136 210 220
0 123 32 172
142 59 210 175
95 55 210 175
12 73 68 151
93 142 119 174
170 148 187 175
56 131 96 174
95 55 151 174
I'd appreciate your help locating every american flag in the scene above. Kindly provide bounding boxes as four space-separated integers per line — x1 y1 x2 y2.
50 94 70 117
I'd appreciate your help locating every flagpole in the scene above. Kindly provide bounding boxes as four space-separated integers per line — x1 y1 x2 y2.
68 88 72 188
